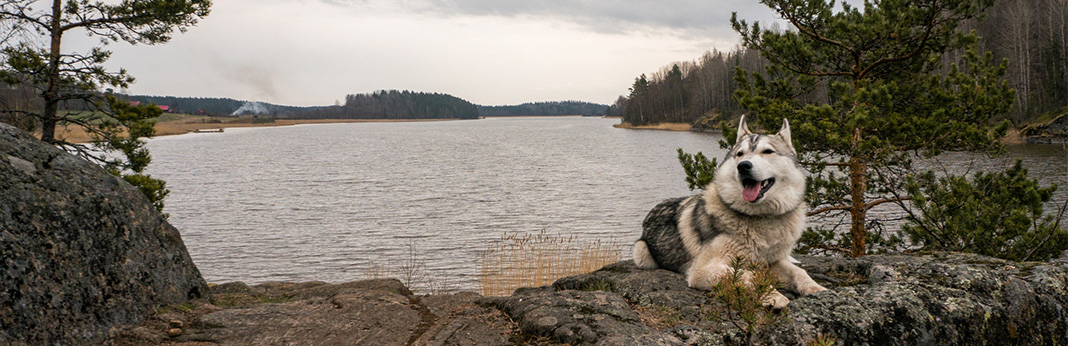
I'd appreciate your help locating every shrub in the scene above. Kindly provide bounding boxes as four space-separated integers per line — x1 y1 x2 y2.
903 160 1068 261
706 257 788 346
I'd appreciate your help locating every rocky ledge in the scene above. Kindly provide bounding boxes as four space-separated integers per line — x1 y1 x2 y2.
118 252 1068 345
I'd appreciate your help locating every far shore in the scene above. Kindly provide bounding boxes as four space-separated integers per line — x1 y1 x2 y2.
612 121 692 132
56 116 461 144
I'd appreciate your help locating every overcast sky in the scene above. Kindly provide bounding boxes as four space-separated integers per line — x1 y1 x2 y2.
67 0 783 107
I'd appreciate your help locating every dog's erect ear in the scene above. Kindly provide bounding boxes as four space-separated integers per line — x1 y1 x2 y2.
736 115 753 143
778 118 794 151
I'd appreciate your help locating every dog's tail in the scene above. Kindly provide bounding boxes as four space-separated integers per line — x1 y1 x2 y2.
633 240 659 269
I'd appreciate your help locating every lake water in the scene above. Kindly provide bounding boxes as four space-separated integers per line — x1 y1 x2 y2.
146 117 1067 290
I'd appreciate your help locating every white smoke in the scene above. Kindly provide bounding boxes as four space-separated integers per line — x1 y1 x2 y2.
232 101 270 116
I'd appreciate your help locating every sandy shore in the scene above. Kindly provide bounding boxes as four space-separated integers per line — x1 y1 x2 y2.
55 117 460 143
612 121 692 131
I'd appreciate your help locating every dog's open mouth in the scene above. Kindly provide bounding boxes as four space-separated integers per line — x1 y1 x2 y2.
741 177 775 203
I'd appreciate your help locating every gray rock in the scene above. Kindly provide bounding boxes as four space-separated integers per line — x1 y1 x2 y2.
492 284 683 345
0 123 208 345
210 282 259 295
867 264 899 283
413 292 513 346
554 260 709 324
181 279 514 346
503 253 1068 345
759 253 1068 345
190 287 420 345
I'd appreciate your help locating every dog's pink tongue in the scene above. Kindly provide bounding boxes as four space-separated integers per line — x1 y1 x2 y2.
743 183 760 202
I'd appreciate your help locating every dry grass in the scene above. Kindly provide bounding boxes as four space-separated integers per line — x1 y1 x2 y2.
359 241 459 295
363 261 393 281
613 121 692 131
478 231 624 297
635 305 687 330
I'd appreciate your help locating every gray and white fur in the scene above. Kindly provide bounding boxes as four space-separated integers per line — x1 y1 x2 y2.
633 116 826 309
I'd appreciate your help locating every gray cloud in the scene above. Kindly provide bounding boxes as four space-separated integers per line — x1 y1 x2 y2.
324 0 782 39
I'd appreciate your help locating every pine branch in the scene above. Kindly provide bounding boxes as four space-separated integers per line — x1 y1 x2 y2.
863 197 911 211
807 204 852 216
1022 197 1068 261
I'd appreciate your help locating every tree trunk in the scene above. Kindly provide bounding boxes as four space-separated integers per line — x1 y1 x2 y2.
41 100 57 143
41 0 63 143
848 130 868 258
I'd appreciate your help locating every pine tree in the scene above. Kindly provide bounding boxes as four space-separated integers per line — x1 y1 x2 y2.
1 0 210 213
0 0 211 144
731 0 1014 256
624 74 650 125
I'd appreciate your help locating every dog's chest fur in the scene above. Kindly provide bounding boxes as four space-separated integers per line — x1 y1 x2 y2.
700 188 804 263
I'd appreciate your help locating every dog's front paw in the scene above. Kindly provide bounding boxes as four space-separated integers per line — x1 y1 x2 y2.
797 282 828 295
761 291 790 311
686 275 713 291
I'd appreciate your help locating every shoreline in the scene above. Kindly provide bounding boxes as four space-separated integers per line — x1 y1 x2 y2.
483 115 584 119
612 121 692 132
51 116 1050 145
57 117 461 143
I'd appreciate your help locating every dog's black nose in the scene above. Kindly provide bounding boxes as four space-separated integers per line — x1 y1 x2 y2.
737 161 752 173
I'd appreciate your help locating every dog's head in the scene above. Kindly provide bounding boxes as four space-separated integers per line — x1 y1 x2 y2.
713 116 805 216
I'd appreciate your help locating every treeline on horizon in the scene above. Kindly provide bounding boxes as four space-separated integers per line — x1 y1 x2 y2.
118 95 314 116
611 0 1068 126
293 90 480 120
478 101 608 116
0 87 317 117
1 87 609 121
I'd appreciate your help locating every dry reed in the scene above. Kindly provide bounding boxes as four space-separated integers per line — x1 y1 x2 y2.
478 230 624 296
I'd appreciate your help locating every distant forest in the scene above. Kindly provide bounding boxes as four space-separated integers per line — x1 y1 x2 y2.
478 101 608 116
293 90 479 120
1 87 605 122
118 95 314 116
611 0 1068 126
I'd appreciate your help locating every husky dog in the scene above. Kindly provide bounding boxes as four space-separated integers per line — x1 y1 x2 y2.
633 116 826 309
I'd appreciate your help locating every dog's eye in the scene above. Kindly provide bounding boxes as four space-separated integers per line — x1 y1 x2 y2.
762 149 775 154
736 151 744 157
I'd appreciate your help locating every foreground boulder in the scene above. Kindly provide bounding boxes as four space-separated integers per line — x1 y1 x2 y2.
0 123 208 345
494 252 1068 345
